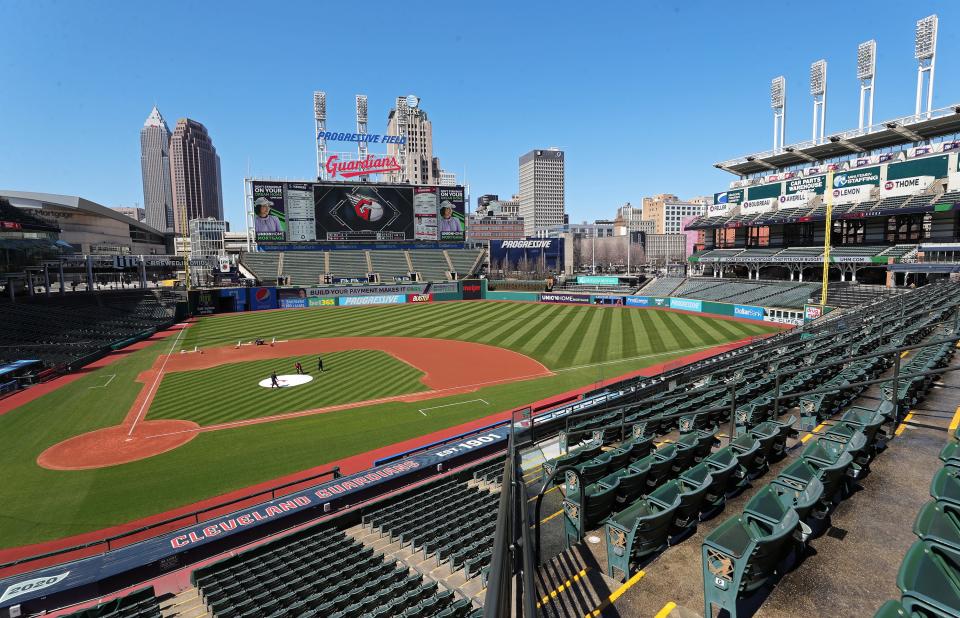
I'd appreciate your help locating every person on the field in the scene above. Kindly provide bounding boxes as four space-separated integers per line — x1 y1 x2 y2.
317 356 324 372
295 361 303 375
270 371 280 388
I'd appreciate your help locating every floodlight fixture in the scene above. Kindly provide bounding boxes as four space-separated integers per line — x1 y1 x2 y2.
355 94 368 122
313 91 327 121
915 14 938 60
810 60 826 96
857 40 876 80
771 76 785 110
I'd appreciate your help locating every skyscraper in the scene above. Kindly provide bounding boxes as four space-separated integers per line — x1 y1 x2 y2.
519 148 565 236
385 95 435 185
169 118 223 235
140 107 174 232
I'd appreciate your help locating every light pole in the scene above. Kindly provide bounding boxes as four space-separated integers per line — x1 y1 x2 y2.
914 15 938 120
857 40 877 131
771 76 786 152
810 60 827 142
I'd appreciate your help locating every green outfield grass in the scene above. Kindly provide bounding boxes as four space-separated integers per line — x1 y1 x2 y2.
149 351 428 426
0 301 780 549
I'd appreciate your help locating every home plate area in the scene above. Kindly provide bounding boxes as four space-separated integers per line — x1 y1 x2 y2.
258 374 314 388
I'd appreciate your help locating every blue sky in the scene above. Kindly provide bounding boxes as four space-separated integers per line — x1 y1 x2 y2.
2 0 959 230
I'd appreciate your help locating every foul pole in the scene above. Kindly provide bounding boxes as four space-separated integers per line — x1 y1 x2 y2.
820 170 834 306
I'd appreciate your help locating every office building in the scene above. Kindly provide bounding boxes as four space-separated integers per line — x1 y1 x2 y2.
169 118 223 235
140 107 175 232
642 194 705 234
476 194 499 213
386 95 434 185
112 206 146 223
519 148 565 236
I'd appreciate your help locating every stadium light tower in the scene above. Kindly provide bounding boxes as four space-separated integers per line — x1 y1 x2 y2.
810 60 827 142
314 91 327 180
771 76 786 152
356 94 369 181
915 14 938 119
857 40 877 130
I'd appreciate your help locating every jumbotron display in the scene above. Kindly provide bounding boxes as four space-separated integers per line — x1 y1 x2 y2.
251 180 466 243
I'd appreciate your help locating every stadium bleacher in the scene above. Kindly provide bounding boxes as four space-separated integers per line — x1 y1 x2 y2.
409 250 451 282
62 587 161 618
369 250 411 280
238 253 280 282
638 277 685 297
0 290 176 369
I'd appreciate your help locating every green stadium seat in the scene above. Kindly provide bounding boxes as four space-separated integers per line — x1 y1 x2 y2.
872 599 908 617
897 540 960 617
604 485 681 581
702 491 799 618
702 446 743 505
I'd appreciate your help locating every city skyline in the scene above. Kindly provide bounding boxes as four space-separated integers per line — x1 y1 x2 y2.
2 1 959 232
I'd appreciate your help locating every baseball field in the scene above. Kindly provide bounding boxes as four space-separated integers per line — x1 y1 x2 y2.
0 300 781 551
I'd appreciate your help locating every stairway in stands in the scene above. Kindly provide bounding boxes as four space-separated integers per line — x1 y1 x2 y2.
534 544 622 618
344 478 499 608
160 587 209 618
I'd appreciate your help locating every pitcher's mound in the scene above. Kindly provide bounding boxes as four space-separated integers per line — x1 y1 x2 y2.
38 420 200 470
258 374 314 389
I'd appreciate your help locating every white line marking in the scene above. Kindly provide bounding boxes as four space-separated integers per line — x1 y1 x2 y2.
127 325 188 436
88 374 116 389
418 398 489 415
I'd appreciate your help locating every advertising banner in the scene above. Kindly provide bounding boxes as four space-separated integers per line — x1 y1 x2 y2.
437 186 467 242
489 239 564 272
785 175 826 195
832 166 880 188
248 287 277 311
669 298 703 312
413 187 438 241
706 202 731 217
592 295 624 305
314 183 414 242
830 185 872 204
804 304 823 322
882 176 934 198
338 294 407 306
283 182 316 241
740 198 776 215
733 304 765 320
625 296 651 307
252 182 286 242
306 284 427 297
713 189 744 206
462 279 484 300
778 192 812 208
407 293 433 303
279 298 308 309
540 293 591 304
577 276 620 285
307 297 337 307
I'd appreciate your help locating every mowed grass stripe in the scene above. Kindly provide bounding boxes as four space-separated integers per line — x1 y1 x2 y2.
149 350 428 426
549 306 594 367
700 312 753 342
502 304 566 349
528 304 584 359
620 308 640 358
636 309 666 352
571 307 608 367
589 307 617 364
472 303 547 347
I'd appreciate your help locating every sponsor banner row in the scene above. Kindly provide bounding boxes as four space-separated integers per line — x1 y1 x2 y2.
540 293 592 304
577 275 620 285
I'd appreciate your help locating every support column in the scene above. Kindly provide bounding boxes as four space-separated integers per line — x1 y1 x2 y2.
86 256 94 292
789 269 795 281
799 269 804 282
26 272 34 297
44 266 50 297
851 267 858 283
7 278 14 302
58 261 65 295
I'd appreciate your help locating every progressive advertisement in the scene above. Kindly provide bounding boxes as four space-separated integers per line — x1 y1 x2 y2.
252 182 286 242
669 298 703 312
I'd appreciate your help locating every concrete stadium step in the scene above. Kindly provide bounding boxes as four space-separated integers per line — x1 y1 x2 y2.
534 544 617 618
345 519 482 609
160 586 209 618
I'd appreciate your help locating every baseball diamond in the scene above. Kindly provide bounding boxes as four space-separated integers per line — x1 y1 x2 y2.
0 301 777 550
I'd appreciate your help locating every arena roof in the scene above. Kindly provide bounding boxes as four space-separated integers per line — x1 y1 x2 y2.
0 190 165 236
716 104 960 176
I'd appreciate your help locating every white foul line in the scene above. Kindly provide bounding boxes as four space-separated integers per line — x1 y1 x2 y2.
418 398 489 416
88 374 116 389
127 325 189 436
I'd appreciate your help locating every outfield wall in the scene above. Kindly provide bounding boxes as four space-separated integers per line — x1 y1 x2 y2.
189 284 804 326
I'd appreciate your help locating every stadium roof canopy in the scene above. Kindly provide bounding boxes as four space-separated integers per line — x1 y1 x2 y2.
715 104 960 177
0 190 164 236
